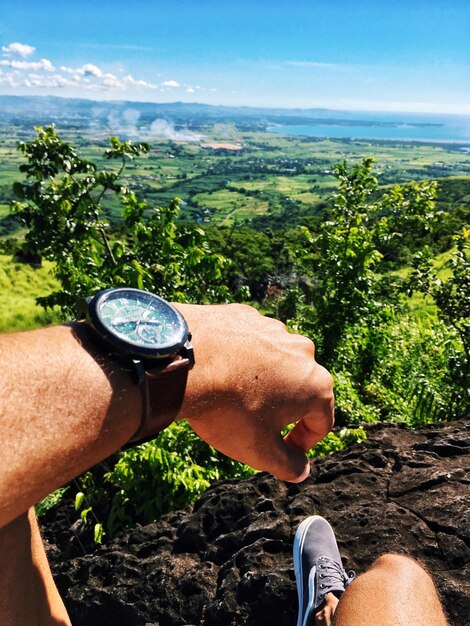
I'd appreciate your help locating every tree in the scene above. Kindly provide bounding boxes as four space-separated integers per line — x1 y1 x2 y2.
408 228 469 417
282 158 463 425
12 126 230 315
288 159 441 363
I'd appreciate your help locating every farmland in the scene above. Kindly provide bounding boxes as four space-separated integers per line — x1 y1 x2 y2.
0 113 469 234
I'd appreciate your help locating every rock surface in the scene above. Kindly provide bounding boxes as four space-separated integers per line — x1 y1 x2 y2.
42 421 470 626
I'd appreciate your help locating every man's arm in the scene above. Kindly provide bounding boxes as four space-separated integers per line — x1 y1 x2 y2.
0 304 334 529
0 322 142 528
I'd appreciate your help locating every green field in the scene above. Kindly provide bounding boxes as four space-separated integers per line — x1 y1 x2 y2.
0 254 61 332
1 122 469 231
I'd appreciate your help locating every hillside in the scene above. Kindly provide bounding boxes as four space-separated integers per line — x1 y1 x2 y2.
0 254 60 332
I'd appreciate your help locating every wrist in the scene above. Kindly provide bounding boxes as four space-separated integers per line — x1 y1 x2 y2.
69 322 142 451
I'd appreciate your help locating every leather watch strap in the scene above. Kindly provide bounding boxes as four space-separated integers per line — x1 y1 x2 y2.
123 357 191 449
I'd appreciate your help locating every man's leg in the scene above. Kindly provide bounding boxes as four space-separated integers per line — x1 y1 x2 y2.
333 553 449 626
293 517 449 626
0 507 71 626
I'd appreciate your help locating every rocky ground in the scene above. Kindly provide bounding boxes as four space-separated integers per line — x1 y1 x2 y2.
41 420 470 626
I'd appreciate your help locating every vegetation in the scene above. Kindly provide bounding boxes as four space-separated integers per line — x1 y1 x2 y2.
0 254 61 332
4 126 468 542
277 159 468 425
12 127 230 316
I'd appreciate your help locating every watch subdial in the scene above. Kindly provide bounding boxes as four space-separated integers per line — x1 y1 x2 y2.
136 322 162 344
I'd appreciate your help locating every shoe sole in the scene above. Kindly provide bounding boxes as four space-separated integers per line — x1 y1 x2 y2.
293 515 324 626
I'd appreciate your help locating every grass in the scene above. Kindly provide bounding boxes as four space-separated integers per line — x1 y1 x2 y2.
193 189 269 224
0 254 62 333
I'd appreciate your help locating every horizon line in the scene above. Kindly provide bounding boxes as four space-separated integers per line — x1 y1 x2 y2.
1 93 470 118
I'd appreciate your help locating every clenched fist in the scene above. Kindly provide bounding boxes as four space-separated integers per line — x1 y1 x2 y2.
176 303 334 482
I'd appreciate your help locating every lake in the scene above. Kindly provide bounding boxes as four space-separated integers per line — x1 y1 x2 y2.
268 112 470 144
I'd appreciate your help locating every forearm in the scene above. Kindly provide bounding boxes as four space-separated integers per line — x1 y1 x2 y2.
0 323 141 528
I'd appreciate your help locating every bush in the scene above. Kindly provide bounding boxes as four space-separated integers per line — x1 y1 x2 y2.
73 420 255 540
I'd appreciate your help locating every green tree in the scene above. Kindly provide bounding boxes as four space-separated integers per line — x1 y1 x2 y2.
12 126 230 315
290 159 441 363
284 158 464 425
408 228 469 417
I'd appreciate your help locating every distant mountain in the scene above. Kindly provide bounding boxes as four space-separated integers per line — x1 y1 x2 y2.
0 95 451 134
0 94 333 123
8 96 470 146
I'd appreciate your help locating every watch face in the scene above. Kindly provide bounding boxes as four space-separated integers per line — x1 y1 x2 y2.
90 288 187 358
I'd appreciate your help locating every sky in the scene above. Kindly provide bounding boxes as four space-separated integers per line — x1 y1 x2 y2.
0 0 469 114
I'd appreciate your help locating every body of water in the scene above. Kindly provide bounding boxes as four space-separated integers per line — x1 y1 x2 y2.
268 112 470 144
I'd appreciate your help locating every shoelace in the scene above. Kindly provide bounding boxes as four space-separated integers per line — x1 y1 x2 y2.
317 556 356 601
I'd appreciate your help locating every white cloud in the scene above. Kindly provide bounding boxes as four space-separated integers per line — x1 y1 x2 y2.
103 74 122 89
0 72 20 87
0 43 199 98
123 74 158 89
282 60 350 71
24 73 79 88
2 42 35 57
78 63 103 77
0 58 54 71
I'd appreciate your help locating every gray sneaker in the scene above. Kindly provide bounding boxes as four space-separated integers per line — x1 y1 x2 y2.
293 515 355 626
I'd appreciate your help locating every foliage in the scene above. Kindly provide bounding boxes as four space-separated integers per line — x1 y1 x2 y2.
289 159 440 362
15 136 467 538
11 126 230 315
408 228 469 417
331 313 466 425
12 128 237 539
205 224 276 281
283 158 467 425
35 486 69 517
72 420 255 539
309 427 367 457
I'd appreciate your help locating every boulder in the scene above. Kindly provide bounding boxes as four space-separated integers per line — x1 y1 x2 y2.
42 420 470 626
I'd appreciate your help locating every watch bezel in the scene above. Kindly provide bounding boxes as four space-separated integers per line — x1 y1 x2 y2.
86 287 190 360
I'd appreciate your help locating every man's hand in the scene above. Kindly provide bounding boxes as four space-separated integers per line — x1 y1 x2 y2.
175 304 334 483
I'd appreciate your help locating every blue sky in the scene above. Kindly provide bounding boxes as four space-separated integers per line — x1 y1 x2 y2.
0 0 469 113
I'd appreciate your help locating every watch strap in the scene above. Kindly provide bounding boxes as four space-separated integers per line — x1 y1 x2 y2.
122 357 191 449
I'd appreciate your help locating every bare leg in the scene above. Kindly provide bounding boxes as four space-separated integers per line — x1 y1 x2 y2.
0 508 71 626
332 554 449 626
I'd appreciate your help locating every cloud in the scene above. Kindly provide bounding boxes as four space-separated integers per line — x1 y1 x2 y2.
102 73 121 88
78 63 103 77
2 42 35 57
0 43 201 97
23 73 79 88
0 58 54 71
271 60 353 72
123 74 158 89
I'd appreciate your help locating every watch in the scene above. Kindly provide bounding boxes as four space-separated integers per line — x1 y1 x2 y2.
76 287 194 447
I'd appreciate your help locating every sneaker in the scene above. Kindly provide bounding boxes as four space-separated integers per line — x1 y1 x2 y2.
293 515 355 626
